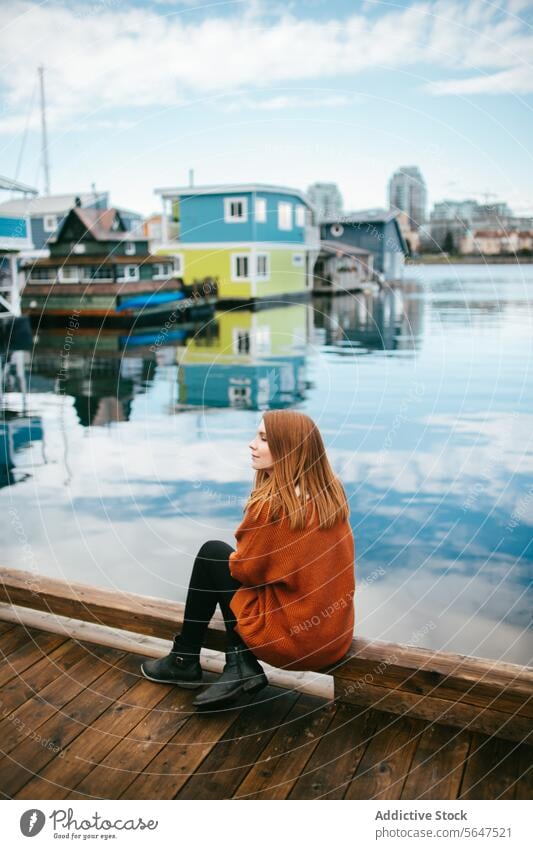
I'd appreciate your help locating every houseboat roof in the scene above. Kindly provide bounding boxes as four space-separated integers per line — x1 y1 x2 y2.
321 240 371 257
50 207 143 243
154 183 313 208
0 191 108 216
323 208 400 224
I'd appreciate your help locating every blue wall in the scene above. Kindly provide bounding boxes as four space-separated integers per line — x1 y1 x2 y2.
0 216 28 240
179 191 308 244
320 220 405 274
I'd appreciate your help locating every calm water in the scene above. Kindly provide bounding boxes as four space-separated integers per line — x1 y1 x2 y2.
1 263 532 664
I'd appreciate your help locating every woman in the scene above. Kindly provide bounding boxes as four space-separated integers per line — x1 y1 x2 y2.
140 410 355 710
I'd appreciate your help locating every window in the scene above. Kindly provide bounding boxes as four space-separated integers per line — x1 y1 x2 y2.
58 266 80 282
295 205 305 227
83 266 113 281
292 253 304 267
173 254 184 275
233 330 250 355
125 241 136 255
278 202 292 231
116 264 140 281
30 267 56 280
43 215 58 233
256 253 269 280
153 262 173 279
231 253 250 280
224 197 248 222
255 197 267 223
72 243 86 254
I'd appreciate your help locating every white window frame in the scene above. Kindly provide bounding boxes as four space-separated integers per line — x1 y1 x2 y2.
124 241 136 255
255 197 267 223
172 253 184 275
58 266 80 282
152 262 172 280
224 196 248 223
231 253 250 281
292 253 304 267
256 252 270 280
278 201 292 231
116 264 140 281
295 205 306 227
232 329 251 355
43 215 58 233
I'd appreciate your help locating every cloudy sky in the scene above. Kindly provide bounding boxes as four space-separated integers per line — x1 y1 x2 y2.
1 0 532 217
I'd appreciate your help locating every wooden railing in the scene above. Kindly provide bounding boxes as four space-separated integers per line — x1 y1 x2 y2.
0 567 531 743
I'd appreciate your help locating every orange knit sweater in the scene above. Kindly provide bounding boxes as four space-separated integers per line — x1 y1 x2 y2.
229 500 355 671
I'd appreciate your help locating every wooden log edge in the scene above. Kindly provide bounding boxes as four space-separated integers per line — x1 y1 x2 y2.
1 567 531 743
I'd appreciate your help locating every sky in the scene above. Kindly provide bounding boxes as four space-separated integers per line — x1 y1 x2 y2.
0 0 532 218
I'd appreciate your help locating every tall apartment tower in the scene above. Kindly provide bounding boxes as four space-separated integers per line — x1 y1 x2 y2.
307 182 343 222
388 166 427 229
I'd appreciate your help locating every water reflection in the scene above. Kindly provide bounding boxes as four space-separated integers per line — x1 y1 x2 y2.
0 268 532 664
176 305 308 409
314 285 424 353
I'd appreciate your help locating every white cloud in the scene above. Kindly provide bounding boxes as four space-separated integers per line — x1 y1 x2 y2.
0 0 531 137
427 64 533 95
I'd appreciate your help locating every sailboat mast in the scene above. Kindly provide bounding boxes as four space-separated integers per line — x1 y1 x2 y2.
38 65 50 194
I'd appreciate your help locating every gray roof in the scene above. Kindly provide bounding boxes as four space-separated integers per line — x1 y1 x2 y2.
320 240 371 257
155 183 313 208
0 191 108 216
323 208 399 224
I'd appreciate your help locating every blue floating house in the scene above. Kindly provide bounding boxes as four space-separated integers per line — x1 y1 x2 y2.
320 209 408 280
154 183 320 301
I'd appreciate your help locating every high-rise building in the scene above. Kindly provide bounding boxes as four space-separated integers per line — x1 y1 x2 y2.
388 166 427 229
307 182 343 222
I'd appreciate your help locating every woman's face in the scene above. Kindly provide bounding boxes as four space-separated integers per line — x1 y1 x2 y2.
249 418 274 473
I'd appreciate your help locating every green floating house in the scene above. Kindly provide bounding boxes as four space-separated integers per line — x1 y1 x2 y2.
153 183 320 302
21 204 215 326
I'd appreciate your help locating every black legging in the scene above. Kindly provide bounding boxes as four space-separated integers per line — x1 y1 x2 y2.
174 539 242 654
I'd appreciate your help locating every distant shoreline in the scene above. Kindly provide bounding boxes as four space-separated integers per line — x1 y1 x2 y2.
408 255 533 265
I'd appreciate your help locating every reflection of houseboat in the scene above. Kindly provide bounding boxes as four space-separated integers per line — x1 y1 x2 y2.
0 411 44 488
154 183 320 302
313 286 424 354
175 305 309 409
20 204 217 327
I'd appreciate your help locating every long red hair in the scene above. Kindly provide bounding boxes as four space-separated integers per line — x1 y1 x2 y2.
245 410 349 531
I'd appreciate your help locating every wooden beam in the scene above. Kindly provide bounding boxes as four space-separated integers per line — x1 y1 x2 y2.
1 567 531 743
0 567 228 652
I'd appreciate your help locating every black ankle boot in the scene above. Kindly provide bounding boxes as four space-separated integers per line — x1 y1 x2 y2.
192 640 268 709
140 637 203 688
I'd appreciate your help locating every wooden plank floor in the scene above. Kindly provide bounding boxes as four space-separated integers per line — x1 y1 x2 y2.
0 623 531 800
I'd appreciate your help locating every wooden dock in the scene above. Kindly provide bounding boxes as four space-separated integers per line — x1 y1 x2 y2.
0 569 531 800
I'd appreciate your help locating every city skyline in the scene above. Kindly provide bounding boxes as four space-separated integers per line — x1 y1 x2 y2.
0 0 531 217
